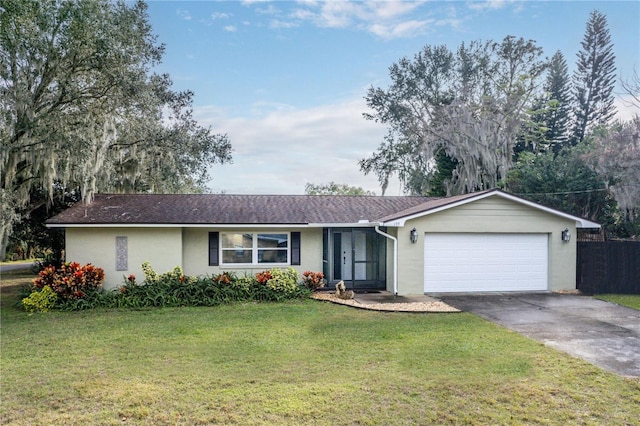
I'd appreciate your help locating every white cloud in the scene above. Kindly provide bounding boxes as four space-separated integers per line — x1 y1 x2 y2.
467 0 510 11
435 18 463 29
177 8 192 20
194 98 393 195
270 19 299 29
211 12 231 20
369 19 432 39
237 0 527 39
615 96 639 121
367 0 425 19
315 1 359 28
249 101 296 116
224 25 237 32
254 4 281 16
241 0 446 39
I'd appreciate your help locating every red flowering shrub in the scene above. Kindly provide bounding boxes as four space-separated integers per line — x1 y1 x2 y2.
34 262 105 300
255 270 272 284
213 272 232 285
302 271 325 290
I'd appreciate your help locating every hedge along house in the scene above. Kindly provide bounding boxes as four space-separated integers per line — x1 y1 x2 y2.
46 189 600 295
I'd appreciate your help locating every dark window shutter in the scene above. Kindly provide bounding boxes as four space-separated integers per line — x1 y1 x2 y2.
291 232 301 265
209 232 219 266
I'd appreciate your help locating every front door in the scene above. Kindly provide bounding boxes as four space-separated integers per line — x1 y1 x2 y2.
325 228 386 290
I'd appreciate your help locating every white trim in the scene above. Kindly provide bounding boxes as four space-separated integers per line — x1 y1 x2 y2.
382 190 601 229
220 231 291 267
307 222 382 228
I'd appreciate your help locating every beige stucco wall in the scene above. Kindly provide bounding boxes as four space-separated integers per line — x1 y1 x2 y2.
396 196 577 295
66 226 325 290
65 227 183 290
181 227 324 279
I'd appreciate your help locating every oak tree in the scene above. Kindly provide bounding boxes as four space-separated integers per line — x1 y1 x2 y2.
361 36 546 195
0 0 232 258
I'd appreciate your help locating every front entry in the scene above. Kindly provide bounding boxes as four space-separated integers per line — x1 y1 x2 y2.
323 228 386 290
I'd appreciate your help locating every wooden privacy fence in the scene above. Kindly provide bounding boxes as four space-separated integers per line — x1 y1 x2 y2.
577 241 640 294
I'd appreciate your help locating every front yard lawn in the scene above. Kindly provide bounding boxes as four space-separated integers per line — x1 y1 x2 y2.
596 294 640 310
2 274 639 425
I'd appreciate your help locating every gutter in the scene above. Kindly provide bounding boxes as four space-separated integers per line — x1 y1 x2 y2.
45 223 312 229
48 222 382 229
374 225 398 296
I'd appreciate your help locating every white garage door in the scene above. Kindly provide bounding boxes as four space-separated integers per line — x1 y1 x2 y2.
424 233 548 293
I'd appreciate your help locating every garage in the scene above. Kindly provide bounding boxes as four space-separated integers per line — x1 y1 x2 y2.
424 233 548 293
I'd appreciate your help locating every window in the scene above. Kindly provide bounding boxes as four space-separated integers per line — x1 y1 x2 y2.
219 232 300 265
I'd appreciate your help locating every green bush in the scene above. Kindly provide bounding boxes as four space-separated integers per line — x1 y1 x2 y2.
264 267 299 296
56 287 112 311
22 285 58 313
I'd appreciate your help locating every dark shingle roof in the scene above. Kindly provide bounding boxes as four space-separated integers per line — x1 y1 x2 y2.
46 194 438 225
377 191 491 222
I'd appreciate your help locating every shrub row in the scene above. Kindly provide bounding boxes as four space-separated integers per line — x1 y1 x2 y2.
23 262 315 312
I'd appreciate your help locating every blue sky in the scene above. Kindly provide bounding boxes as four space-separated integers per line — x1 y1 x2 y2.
145 0 640 195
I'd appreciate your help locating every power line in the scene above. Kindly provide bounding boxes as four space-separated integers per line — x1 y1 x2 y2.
516 188 608 196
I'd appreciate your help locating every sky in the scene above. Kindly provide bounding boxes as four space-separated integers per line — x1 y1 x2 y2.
144 0 640 195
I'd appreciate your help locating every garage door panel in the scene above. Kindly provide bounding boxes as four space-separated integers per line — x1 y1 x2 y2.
424 233 548 293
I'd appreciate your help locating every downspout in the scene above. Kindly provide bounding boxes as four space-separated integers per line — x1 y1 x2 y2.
375 225 398 296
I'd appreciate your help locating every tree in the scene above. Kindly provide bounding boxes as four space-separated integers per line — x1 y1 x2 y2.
304 182 375 196
571 9 617 145
0 0 232 258
543 51 573 152
360 44 456 195
620 67 640 111
5 186 78 265
515 51 572 156
504 148 618 229
361 36 546 196
586 118 640 237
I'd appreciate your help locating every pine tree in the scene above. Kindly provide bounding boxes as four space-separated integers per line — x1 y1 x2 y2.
544 51 572 152
572 10 617 145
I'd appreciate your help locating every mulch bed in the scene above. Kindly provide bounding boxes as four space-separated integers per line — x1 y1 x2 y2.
311 292 460 313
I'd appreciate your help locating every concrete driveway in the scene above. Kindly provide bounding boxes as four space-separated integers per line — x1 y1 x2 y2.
438 293 640 378
0 262 35 273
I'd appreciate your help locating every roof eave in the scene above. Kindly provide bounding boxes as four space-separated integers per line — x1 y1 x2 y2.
46 223 312 229
47 222 385 229
307 222 383 228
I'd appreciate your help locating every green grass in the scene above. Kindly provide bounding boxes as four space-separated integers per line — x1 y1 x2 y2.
2 274 639 425
596 294 640 310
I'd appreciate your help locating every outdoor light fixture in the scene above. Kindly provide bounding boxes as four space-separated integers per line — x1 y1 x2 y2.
561 228 571 243
410 228 418 244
